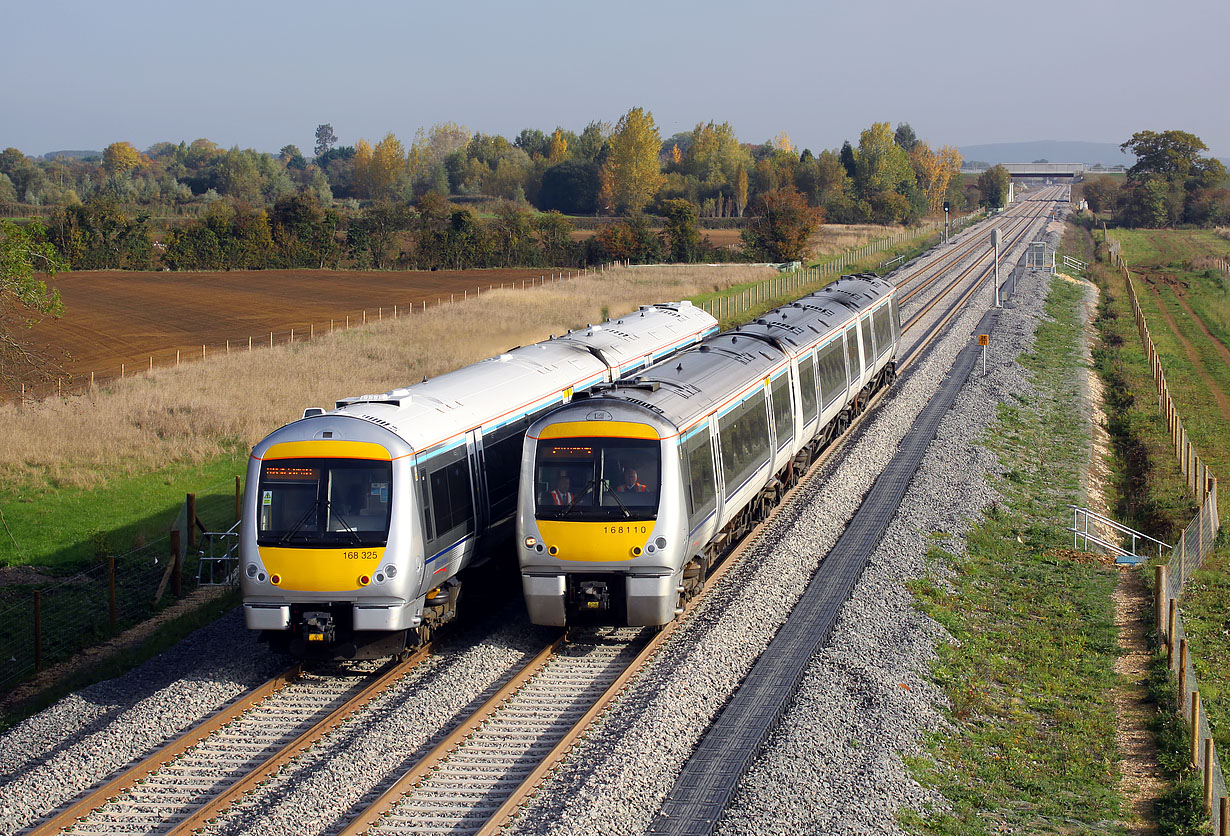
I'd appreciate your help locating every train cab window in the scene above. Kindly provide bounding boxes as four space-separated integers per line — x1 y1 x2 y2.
535 436 660 521
817 339 846 409
716 390 770 494
798 354 819 424
257 458 392 547
872 305 893 359
845 326 861 383
770 374 793 451
860 316 875 367
680 427 716 527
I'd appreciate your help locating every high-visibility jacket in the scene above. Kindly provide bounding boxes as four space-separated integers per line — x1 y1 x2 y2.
549 490 575 505
615 482 647 493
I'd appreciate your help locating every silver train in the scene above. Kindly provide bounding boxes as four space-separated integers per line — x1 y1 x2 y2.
240 302 717 657
517 274 900 627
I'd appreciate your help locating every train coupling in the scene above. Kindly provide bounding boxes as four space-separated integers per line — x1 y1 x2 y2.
575 580 611 612
301 610 337 644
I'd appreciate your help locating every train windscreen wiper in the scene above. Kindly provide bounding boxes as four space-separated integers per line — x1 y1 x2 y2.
558 480 595 519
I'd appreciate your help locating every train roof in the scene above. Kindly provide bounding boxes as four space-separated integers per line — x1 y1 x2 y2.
252 302 716 460
730 273 895 356
559 275 894 435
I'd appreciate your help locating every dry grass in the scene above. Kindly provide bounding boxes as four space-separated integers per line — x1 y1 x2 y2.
809 223 905 256
2 265 773 491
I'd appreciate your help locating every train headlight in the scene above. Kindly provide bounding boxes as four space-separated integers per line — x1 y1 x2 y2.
245 563 259 578
374 572 386 584
384 564 397 579
524 536 538 548
655 537 667 549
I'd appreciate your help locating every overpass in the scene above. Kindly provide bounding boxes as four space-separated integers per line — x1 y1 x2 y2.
962 162 1086 178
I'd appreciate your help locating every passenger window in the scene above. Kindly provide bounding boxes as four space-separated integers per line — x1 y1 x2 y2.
798 355 819 423
844 327 860 381
770 374 793 450
860 316 874 366
428 456 474 543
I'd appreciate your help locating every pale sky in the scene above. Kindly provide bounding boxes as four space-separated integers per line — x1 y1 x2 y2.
4 0 1227 157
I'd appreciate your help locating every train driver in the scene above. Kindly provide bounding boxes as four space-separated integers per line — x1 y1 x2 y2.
615 466 647 494
548 472 575 506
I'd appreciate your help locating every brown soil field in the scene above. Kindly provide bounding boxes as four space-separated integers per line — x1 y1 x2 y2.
12 268 570 397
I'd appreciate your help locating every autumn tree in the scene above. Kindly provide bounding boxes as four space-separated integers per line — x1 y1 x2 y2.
352 133 406 199
734 166 749 217
893 123 920 152
910 142 962 213
0 220 65 386
346 201 413 269
548 129 569 163
599 107 664 214
103 141 145 175
741 187 822 262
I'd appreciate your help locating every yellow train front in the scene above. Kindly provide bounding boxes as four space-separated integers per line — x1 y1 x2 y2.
518 406 690 626
518 274 901 627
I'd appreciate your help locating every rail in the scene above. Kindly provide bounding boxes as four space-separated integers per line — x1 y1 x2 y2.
1066 504 1169 564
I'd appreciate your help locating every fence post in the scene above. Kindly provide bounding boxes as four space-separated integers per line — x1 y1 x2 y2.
172 529 182 599
1191 689 1200 767
109 555 117 629
1168 599 1177 660
34 589 42 673
186 493 197 550
1156 565 1166 637
1221 797 1228 836
1205 738 1214 811
1179 639 1188 698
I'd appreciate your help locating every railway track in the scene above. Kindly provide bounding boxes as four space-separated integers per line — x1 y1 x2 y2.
324 191 1066 836
24 652 430 836
22 190 1066 836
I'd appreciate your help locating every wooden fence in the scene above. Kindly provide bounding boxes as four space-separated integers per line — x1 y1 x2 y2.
1107 224 1227 833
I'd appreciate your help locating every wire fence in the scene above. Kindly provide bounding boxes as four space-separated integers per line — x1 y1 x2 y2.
1106 224 1227 832
0 480 239 698
5 265 624 406
694 210 985 321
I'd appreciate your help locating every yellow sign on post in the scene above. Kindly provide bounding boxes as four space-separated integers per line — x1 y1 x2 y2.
978 334 990 346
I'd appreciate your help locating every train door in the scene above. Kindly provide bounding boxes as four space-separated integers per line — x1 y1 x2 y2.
859 315 875 386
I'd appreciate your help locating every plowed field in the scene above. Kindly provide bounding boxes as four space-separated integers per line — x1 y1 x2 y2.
13 268 566 396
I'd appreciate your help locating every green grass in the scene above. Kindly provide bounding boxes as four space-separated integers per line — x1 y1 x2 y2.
0 450 247 573
902 274 1128 835
1083 219 1225 833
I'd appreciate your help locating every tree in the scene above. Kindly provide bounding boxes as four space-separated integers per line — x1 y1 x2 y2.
660 199 702 262
910 142 962 214
1082 176 1121 215
103 141 144 175
280 145 307 170
853 122 914 201
538 161 600 214
977 165 1012 208
315 124 338 158
741 187 822 262
514 129 550 159
1122 130 1224 184
573 121 610 163
734 166 749 217
599 107 664 214
548 129 569 163
346 201 413 269
893 123 920 152
1 220 65 385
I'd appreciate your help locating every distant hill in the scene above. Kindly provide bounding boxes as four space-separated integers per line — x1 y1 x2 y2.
958 141 1135 168
42 150 102 161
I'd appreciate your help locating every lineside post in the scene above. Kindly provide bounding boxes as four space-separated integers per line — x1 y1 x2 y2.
186 493 198 550
109 555 117 629
33 590 42 672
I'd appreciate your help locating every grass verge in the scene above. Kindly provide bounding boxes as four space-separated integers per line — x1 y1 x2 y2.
902 273 1127 834
1083 219 1230 812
